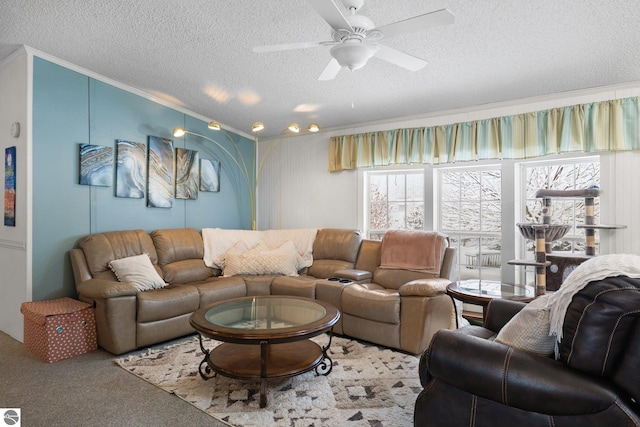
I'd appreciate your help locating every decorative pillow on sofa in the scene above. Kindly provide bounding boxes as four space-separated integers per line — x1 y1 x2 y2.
108 253 167 291
223 251 299 277
495 293 556 356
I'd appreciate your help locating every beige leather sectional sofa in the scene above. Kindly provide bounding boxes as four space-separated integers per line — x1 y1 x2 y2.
70 227 458 355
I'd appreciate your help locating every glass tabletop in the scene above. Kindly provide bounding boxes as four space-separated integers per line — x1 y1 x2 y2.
456 279 533 298
205 296 327 331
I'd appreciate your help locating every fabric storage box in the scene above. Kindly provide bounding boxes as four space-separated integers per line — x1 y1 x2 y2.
21 297 97 363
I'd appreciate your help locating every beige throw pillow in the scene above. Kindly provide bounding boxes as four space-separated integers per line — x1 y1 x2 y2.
109 253 167 291
223 251 299 277
495 293 556 356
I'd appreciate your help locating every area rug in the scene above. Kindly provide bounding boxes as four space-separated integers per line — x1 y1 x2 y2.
115 334 421 426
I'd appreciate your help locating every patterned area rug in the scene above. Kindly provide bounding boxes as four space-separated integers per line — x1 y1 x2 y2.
115 335 421 426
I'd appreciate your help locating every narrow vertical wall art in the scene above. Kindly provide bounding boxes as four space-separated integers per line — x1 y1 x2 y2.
200 159 220 192
147 136 174 208
175 148 199 200
115 139 146 198
79 143 113 186
4 146 16 226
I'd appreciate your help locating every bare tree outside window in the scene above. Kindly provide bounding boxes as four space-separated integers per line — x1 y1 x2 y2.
438 167 502 282
523 159 600 254
367 171 424 240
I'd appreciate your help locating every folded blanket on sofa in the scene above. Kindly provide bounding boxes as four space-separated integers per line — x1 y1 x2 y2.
380 230 447 275
202 228 317 269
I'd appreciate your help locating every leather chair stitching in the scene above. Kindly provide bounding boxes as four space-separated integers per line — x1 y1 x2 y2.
502 348 513 406
567 288 639 366
548 415 556 427
602 310 640 375
566 289 605 364
615 399 640 426
470 394 477 427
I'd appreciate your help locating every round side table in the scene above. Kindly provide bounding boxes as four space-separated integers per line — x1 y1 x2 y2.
447 280 534 325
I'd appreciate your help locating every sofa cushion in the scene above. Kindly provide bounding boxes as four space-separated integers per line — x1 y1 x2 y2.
312 228 362 262
192 277 247 307
150 228 204 266
136 284 200 323
161 259 214 284
109 254 167 291
223 251 299 277
80 229 158 277
271 276 318 298
495 293 556 356
341 283 400 324
372 268 439 291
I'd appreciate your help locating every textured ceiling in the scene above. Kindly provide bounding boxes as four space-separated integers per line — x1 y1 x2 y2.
2 0 640 137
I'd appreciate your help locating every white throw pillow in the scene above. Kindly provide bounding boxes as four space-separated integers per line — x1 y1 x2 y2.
109 253 167 291
495 293 556 356
223 252 299 277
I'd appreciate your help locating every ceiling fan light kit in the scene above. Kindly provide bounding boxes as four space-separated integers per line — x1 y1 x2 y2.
330 42 378 71
253 0 454 80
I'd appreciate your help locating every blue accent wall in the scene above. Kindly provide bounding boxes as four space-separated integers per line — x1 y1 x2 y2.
32 57 254 301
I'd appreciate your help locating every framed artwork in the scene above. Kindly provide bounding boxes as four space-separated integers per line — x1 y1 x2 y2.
147 136 174 208
200 159 220 192
115 139 146 198
79 144 113 186
175 148 199 200
4 146 16 226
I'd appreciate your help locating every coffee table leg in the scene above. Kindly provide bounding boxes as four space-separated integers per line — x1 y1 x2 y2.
197 334 216 380
260 340 268 408
315 330 334 376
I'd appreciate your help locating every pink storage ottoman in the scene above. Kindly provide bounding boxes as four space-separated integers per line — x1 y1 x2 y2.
20 297 97 363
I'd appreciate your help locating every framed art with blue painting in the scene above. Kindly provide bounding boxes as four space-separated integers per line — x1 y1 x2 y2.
79 143 113 186
4 146 16 226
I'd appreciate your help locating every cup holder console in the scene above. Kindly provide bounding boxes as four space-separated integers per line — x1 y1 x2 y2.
328 277 352 284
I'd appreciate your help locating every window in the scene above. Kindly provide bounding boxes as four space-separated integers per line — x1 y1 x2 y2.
360 156 600 285
520 157 600 256
366 170 425 240
437 166 502 282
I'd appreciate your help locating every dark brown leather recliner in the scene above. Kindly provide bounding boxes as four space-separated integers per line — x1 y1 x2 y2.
415 275 640 427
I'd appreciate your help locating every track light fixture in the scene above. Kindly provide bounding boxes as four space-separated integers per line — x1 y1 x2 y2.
250 122 320 134
251 122 265 133
207 121 221 131
287 122 300 133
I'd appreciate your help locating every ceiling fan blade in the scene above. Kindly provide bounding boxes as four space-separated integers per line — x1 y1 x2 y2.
306 0 353 32
375 45 427 71
253 41 330 53
375 8 454 39
318 58 342 81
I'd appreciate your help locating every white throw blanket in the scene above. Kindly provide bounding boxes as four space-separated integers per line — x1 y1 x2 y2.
202 228 318 269
548 253 640 346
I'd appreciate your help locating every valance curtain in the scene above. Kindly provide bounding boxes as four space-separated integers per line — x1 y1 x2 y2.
328 97 640 172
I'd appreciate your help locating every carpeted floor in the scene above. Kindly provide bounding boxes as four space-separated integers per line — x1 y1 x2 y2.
116 335 421 426
0 331 227 427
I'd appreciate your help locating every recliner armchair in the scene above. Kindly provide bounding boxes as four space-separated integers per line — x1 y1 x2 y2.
415 275 640 426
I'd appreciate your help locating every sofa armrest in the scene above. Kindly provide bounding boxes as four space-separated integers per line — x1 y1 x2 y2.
421 329 617 415
332 269 372 282
77 279 138 299
398 278 450 297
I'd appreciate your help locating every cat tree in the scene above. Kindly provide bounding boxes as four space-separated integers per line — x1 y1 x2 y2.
509 188 625 296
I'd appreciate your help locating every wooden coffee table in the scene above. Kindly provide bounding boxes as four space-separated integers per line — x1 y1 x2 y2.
189 295 340 408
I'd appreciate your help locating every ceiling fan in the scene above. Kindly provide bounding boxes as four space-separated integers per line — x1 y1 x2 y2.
253 0 454 81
